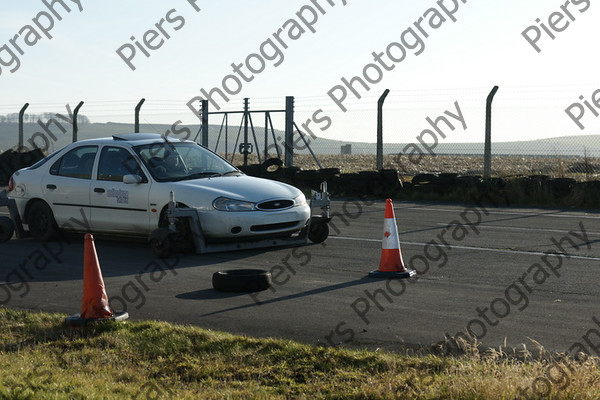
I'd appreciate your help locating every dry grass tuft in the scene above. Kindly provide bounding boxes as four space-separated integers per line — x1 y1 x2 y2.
2 309 600 399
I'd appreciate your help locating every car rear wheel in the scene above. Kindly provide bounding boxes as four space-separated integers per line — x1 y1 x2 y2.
27 201 59 241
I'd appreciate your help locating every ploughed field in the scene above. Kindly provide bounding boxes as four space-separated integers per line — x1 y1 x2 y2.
228 153 600 181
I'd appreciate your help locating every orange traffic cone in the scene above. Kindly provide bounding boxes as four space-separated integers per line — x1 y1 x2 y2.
368 199 416 279
66 234 128 325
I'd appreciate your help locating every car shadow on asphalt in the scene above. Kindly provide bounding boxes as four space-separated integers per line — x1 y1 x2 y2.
175 288 250 300
1 234 317 282
196 276 377 317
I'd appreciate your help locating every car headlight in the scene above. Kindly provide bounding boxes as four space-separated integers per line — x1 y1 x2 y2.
213 197 256 211
294 193 307 207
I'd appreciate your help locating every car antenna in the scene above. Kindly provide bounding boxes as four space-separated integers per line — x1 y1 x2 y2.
162 134 177 152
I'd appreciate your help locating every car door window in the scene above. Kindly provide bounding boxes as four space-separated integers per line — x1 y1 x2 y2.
97 146 146 182
49 146 98 179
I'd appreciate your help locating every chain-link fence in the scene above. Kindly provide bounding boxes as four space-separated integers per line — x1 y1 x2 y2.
1 86 599 181
292 86 600 181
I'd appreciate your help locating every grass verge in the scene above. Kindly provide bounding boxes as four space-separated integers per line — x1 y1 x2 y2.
1 308 600 399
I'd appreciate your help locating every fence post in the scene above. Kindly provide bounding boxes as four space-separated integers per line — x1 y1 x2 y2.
484 86 499 179
284 96 294 167
243 98 249 166
134 98 145 133
264 112 269 160
201 100 209 147
72 101 84 143
18 103 29 151
377 89 390 171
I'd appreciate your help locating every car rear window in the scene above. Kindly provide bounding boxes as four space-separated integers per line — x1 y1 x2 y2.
49 146 98 179
28 149 59 170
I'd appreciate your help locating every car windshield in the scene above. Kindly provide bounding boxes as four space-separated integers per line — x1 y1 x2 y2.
133 141 239 182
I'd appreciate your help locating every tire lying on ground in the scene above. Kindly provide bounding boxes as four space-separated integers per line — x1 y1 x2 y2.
212 269 272 292
0 216 15 243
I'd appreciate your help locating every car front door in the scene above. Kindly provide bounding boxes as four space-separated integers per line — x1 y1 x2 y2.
90 146 152 234
41 145 97 231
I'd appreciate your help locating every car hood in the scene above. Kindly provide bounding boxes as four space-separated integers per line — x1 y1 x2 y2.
169 174 303 203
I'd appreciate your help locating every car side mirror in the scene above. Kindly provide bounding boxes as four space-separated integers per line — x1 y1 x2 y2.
123 174 142 184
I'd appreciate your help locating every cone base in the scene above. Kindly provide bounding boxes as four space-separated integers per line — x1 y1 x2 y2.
368 269 417 279
65 311 129 326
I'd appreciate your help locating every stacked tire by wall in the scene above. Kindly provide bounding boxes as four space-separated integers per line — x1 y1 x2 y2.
0 149 45 185
409 173 598 207
239 161 403 197
238 160 600 208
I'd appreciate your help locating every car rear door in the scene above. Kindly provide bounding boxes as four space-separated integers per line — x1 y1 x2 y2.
41 145 97 230
90 146 152 234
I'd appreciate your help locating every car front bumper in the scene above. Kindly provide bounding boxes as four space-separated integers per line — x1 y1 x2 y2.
197 205 311 239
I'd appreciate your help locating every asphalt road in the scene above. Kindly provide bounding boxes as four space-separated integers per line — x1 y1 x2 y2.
1 200 600 355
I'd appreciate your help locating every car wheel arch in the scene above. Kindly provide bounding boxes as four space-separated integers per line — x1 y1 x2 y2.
158 202 191 228
157 201 197 254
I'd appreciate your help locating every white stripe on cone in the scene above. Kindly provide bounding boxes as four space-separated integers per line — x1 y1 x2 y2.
382 217 400 250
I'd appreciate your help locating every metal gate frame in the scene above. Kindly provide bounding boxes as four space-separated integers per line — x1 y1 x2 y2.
194 97 321 169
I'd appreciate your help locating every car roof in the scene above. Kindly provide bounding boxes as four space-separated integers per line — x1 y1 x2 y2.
69 133 191 147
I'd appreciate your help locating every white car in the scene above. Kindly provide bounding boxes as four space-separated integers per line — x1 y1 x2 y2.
8 133 313 248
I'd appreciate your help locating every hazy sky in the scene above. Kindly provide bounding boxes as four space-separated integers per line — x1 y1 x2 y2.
0 0 598 144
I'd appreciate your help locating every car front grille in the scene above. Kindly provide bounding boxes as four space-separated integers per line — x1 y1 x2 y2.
250 221 299 232
256 199 294 211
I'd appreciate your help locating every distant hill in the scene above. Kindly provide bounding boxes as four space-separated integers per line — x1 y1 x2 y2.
0 122 598 158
